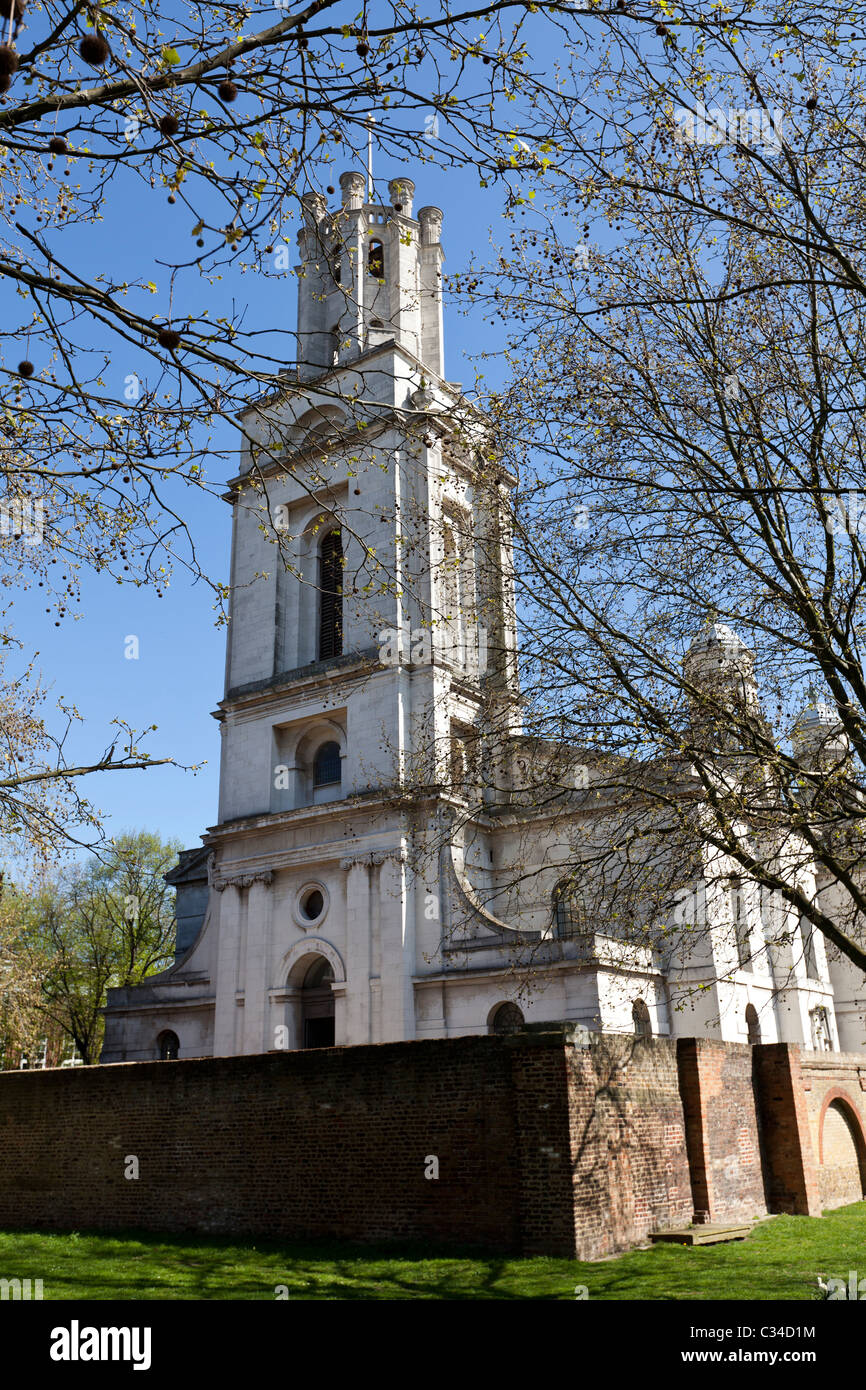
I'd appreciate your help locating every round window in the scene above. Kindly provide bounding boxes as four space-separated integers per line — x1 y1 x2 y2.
301 888 324 921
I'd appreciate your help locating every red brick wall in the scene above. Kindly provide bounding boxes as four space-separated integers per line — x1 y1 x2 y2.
508 1039 578 1256
0 1032 857 1258
677 1039 767 1225
565 1036 694 1260
752 1044 822 1215
0 1031 695 1259
0 1039 527 1251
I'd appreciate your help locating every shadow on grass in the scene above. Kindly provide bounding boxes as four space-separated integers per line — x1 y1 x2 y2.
0 1203 863 1300
0 1226 558 1300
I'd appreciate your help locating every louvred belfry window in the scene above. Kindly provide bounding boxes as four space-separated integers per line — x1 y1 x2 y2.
319 529 343 660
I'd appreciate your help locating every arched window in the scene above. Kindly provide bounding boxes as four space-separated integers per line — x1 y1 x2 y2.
331 248 342 285
490 1002 524 1036
811 1006 832 1052
553 881 579 939
632 999 651 1038
318 529 343 660
450 731 467 789
329 324 341 367
158 1030 179 1060
367 238 384 278
745 1003 761 1045
730 876 751 968
441 522 459 620
801 913 818 979
313 741 341 787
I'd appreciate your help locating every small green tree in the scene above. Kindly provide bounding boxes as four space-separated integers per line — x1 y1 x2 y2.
20 829 181 1064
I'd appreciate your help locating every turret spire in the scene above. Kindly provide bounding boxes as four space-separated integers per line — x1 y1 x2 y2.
294 170 444 381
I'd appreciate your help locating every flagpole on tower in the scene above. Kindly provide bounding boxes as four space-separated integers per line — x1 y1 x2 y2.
366 113 375 200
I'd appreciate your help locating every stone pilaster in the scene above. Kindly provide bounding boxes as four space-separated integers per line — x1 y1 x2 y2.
340 856 373 1044
243 873 274 1055
212 881 242 1057
376 849 415 1042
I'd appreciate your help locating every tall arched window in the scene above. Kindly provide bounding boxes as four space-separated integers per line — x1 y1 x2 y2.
441 522 460 620
367 238 384 278
745 1003 761 1045
158 1030 179 1060
730 876 751 967
801 913 818 979
313 740 341 787
632 999 651 1038
318 529 343 660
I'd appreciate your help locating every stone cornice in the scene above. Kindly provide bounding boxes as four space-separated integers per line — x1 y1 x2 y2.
339 849 405 871
219 647 380 711
212 870 274 892
201 790 404 848
233 339 460 424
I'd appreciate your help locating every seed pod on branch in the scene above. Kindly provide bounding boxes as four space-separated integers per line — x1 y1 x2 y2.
79 32 110 66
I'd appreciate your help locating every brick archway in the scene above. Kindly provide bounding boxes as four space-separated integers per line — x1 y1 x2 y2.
817 1088 866 1199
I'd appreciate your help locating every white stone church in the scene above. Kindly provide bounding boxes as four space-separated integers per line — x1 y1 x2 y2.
101 170 866 1063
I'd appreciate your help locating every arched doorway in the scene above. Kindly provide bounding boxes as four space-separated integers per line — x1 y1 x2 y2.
301 956 335 1049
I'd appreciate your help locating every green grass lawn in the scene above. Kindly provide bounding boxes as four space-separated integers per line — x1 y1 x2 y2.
1 1203 864 1299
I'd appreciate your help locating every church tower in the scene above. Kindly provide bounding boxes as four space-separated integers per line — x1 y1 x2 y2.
101 171 522 1062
